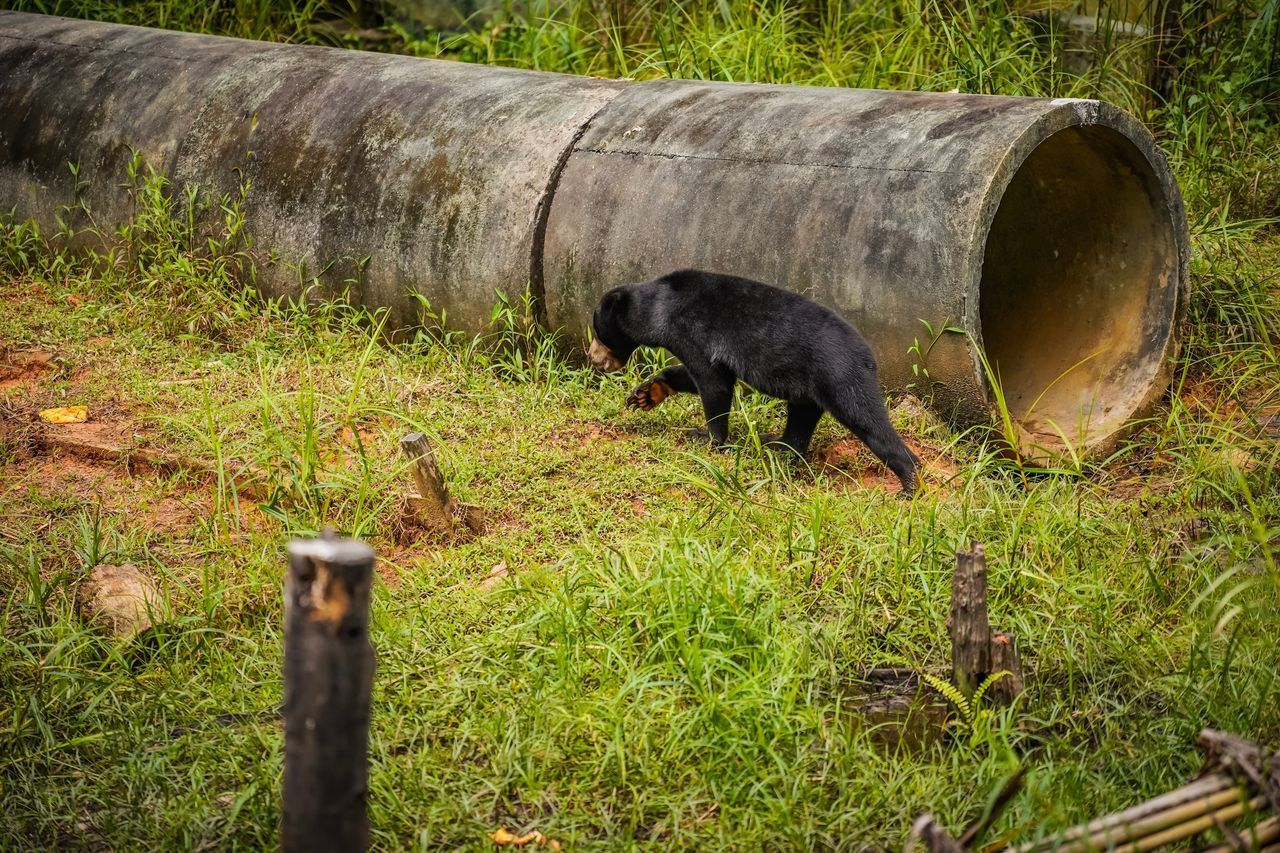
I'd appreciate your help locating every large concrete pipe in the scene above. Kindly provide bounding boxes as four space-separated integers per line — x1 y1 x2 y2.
542 82 1189 452
0 11 622 331
0 11 1187 457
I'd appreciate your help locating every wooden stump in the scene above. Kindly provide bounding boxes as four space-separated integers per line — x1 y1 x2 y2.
947 542 1025 706
400 431 458 532
990 632 1025 707
950 541 992 700
282 531 375 853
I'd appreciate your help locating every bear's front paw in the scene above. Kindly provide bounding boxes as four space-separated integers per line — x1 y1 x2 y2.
627 379 673 411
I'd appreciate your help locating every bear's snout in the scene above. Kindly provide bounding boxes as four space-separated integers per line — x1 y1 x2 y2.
586 338 624 373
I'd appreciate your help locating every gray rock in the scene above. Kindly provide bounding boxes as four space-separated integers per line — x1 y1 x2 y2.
76 564 165 638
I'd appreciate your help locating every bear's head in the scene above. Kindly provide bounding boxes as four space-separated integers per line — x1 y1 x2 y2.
587 287 636 373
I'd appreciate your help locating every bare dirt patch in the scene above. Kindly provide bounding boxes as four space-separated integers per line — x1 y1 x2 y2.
3 452 211 538
2 402 248 538
0 348 53 392
547 420 634 449
816 437 961 493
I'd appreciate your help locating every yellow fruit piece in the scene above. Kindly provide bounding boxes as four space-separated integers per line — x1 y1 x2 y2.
38 406 88 424
490 828 560 849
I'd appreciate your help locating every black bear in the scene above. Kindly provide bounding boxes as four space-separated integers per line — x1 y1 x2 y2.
587 269 919 494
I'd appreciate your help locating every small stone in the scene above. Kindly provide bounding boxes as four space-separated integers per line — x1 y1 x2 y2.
76 564 165 638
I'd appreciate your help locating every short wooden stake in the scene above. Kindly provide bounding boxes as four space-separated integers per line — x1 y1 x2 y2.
950 540 991 700
990 631 1025 707
283 531 375 853
400 431 458 531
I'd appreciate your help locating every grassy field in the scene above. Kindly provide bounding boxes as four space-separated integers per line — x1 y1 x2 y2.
2 0 1279 850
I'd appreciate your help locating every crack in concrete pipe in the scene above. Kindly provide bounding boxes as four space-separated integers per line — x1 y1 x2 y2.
0 11 1188 458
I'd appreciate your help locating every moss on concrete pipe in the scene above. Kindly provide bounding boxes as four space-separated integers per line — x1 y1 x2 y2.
0 11 1187 458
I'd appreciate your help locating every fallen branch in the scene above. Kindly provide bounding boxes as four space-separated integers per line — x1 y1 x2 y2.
906 814 966 852
41 429 268 500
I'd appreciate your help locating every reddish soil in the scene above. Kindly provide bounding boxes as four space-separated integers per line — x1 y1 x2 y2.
547 420 634 449
0 348 53 392
815 436 961 494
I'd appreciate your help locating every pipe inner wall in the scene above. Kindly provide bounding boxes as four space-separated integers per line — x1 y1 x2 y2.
977 123 1180 454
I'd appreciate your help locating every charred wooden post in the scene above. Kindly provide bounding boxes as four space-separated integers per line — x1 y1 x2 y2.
283 531 375 853
400 431 459 531
950 541 992 700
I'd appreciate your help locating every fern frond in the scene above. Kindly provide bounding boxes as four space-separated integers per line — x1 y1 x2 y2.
921 673 973 724
972 670 1011 708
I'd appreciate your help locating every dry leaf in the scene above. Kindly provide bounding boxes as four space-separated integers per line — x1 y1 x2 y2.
39 406 88 424
480 561 510 591
490 828 560 849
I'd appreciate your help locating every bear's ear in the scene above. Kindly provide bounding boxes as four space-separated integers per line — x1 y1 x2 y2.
601 289 628 311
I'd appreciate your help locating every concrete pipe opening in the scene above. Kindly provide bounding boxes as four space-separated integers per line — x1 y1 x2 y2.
977 123 1181 457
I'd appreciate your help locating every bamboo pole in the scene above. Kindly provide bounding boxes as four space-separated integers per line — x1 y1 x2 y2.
1108 795 1264 853
1018 787 1257 853
1202 816 1280 852
1010 774 1235 852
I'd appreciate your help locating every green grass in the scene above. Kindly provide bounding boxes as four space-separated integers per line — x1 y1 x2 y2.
1 0 1279 849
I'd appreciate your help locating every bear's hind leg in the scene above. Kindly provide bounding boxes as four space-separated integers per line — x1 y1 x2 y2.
825 391 920 494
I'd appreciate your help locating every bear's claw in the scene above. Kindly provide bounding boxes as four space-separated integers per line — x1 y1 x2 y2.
627 379 673 411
